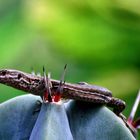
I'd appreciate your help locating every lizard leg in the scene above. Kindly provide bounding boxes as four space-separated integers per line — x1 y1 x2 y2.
54 64 67 102
107 97 126 115
108 98 138 137
120 113 137 137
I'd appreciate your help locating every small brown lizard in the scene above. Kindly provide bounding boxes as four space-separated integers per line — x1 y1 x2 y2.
0 66 138 136
0 68 125 115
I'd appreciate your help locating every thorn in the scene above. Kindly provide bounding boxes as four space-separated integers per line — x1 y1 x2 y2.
48 92 52 102
47 72 52 102
43 66 45 72
132 118 140 129
64 64 67 70
54 64 67 102
43 66 47 88
42 66 52 102
60 64 67 86
47 72 50 80
37 72 41 77
31 67 35 75
128 90 140 124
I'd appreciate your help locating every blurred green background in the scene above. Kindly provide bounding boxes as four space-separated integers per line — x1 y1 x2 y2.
0 0 140 122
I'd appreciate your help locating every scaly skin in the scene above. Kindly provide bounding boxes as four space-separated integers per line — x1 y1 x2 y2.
0 69 125 114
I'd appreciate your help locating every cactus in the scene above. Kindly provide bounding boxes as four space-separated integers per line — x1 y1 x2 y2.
0 95 136 140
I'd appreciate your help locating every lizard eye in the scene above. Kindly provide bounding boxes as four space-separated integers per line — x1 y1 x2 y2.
1 71 6 76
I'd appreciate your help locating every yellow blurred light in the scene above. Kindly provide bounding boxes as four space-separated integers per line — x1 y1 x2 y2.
24 0 62 25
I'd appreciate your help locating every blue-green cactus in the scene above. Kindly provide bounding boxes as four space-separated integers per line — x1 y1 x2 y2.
0 95 136 140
